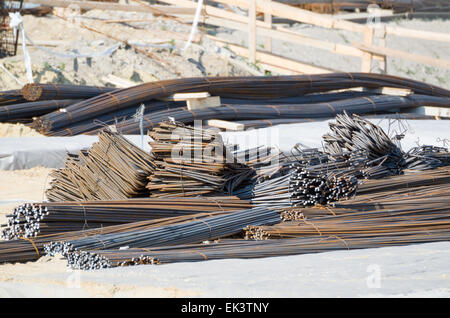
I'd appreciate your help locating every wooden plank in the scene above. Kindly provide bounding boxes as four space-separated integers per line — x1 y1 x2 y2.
264 0 272 52
333 87 412 96
385 25 450 43
407 106 450 119
102 75 136 88
366 87 412 96
23 0 196 14
205 16 374 60
210 35 335 74
159 92 211 101
206 119 244 131
187 96 221 110
207 0 365 33
361 26 374 73
354 42 450 69
248 0 257 64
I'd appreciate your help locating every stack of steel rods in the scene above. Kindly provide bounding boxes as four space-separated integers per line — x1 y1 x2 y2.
31 73 450 135
0 89 26 106
45 130 155 202
234 112 449 208
0 211 233 264
323 112 405 173
44 207 281 269
404 145 450 171
146 121 250 197
85 94 450 136
70 227 450 267
247 190 450 240
0 197 250 240
52 100 184 136
0 99 81 123
281 167 450 220
21 83 116 102
0 84 118 124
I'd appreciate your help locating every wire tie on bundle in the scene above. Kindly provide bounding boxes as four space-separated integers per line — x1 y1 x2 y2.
198 219 213 239
325 235 349 250
301 218 322 236
19 237 40 257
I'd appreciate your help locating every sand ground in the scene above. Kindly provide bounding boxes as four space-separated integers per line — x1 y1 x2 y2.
0 167 52 224
0 242 448 297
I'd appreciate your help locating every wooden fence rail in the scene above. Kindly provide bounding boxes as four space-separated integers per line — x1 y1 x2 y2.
25 0 450 74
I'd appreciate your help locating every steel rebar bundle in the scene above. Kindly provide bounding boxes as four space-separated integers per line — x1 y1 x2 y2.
0 197 250 240
146 121 251 197
45 207 280 269
72 227 450 267
0 211 232 264
31 73 450 135
247 189 450 240
21 83 116 102
0 99 82 122
45 130 155 202
0 89 26 106
323 112 405 174
84 94 450 136
281 167 450 220
403 145 450 171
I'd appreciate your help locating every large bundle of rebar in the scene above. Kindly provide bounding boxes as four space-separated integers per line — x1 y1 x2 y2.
0 99 81 123
75 168 450 268
146 121 251 197
0 84 117 124
44 207 280 269
0 197 250 240
73 227 450 267
235 114 450 208
28 73 450 136
45 130 155 202
0 211 235 264
247 179 450 240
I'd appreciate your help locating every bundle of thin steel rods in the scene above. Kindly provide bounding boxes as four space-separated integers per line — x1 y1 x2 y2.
146 121 251 197
0 197 250 240
44 207 280 270
247 183 450 240
235 114 450 208
404 145 450 171
45 129 155 202
0 84 117 124
0 99 81 123
78 227 448 266
86 94 450 136
281 167 450 220
30 73 450 135
0 211 234 264
323 112 405 174
21 83 116 102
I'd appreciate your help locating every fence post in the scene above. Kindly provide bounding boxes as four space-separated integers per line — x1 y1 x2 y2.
378 24 387 74
361 25 374 72
264 0 272 52
248 0 257 64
